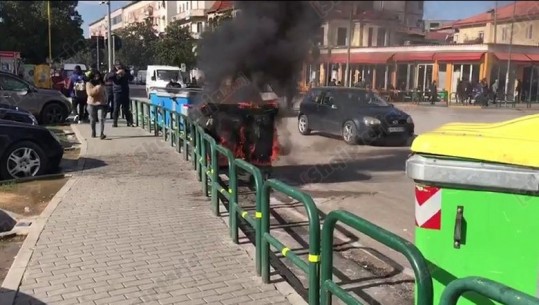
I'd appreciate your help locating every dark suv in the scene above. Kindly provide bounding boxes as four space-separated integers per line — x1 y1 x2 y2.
298 87 414 145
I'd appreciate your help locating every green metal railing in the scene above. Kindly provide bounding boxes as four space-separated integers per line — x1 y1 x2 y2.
231 159 265 276
439 277 539 305
260 179 321 305
320 210 433 305
130 98 539 305
209 143 236 217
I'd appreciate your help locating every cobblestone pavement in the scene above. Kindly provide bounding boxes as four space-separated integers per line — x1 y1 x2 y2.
13 121 292 305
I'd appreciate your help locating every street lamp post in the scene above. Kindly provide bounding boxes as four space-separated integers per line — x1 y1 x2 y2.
503 1 517 105
101 1 113 71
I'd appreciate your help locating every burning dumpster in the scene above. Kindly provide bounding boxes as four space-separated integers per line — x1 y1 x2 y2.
191 87 281 177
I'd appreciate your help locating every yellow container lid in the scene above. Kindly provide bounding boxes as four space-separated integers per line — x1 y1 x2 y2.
411 113 539 168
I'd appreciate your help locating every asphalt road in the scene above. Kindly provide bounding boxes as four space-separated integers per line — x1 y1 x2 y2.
271 106 536 271
129 84 147 99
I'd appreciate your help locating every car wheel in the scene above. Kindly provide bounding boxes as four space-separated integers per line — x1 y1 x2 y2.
342 121 358 145
41 103 67 125
0 141 48 180
298 115 311 135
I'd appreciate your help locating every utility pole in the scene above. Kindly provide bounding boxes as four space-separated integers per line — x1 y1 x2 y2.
112 35 116 65
344 2 354 87
47 1 52 65
96 38 100 71
493 1 498 43
101 1 113 71
503 0 517 104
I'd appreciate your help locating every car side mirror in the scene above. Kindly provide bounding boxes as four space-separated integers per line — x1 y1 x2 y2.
389 103 394 107
151 76 156 81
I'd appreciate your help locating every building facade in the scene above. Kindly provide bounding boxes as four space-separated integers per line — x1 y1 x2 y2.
451 1 539 45
171 1 217 39
88 1 219 39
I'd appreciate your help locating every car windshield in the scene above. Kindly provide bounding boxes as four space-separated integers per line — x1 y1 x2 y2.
156 70 180 81
334 89 390 107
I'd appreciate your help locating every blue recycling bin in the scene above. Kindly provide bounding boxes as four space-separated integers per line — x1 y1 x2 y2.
148 87 203 128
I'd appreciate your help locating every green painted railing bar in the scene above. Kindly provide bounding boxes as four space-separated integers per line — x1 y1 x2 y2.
263 233 309 273
260 178 321 305
210 144 237 217
232 159 264 276
323 281 362 305
320 210 433 305
439 277 539 305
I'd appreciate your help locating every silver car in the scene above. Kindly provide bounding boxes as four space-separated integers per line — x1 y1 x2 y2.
0 71 72 124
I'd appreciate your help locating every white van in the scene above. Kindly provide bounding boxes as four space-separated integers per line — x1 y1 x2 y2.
146 65 184 97
63 63 88 77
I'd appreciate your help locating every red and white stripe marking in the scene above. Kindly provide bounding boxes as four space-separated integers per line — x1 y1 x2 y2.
415 185 442 230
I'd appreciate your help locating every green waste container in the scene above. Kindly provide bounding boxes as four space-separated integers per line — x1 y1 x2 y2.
438 90 448 102
406 114 539 305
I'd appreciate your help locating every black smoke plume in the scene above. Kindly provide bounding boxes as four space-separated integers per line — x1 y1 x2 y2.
197 1 323 101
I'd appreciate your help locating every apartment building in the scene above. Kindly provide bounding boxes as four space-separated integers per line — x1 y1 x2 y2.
452 1 539 45
170 1 217 39
88 1 219 39
88 1 177 37
319 1 425 49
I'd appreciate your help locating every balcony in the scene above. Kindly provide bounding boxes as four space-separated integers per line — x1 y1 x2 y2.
173 9 206 22
463 36 484 44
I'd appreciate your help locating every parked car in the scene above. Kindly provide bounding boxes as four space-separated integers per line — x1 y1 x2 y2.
0 119 64 180
298 87 415 145
0 103 39 125
0 71 72 124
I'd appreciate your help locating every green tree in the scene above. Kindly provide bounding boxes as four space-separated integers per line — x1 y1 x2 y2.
115 20 159 69
154 21 196 69
0 1 84 64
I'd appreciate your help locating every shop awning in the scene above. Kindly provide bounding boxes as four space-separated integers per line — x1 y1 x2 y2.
434 52 485 61
493 52 532 62
526 54 539 62
320 52 394 64
350 52 394 64
393 52 435 62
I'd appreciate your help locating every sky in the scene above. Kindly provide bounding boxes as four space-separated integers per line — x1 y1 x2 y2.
78 1 514 37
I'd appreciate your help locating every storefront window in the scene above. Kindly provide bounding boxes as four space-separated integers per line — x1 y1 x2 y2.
375 65 386 89
396 64 408 90
438 64 447 91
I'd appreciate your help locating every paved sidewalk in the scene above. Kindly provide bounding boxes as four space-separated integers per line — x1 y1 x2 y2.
9 121 293 305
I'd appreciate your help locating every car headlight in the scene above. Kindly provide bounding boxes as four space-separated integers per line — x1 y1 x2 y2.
49 130 62 143
363 116 381 125
406 116 414 124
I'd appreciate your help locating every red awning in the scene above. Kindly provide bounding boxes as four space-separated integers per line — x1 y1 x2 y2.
434 52 485 62
320 52 393 64
526 54 539 62
351 52 394 64
493 52 532 62
393 52 435 62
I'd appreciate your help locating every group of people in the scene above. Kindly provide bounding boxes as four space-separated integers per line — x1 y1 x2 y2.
66 61 134 139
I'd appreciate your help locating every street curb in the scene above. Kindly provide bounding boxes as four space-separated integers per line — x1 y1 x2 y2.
0 124 87 305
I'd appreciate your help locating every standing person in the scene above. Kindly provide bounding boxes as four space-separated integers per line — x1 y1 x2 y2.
66 65 88 124
429 80 438 105
491 79 499 104
112 61 134 127
86 70 107 139
514 79 522 103
104 67 116 119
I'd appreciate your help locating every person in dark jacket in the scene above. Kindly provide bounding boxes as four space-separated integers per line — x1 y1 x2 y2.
66 65 88 123
112 61 134 127
104 67 116 119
